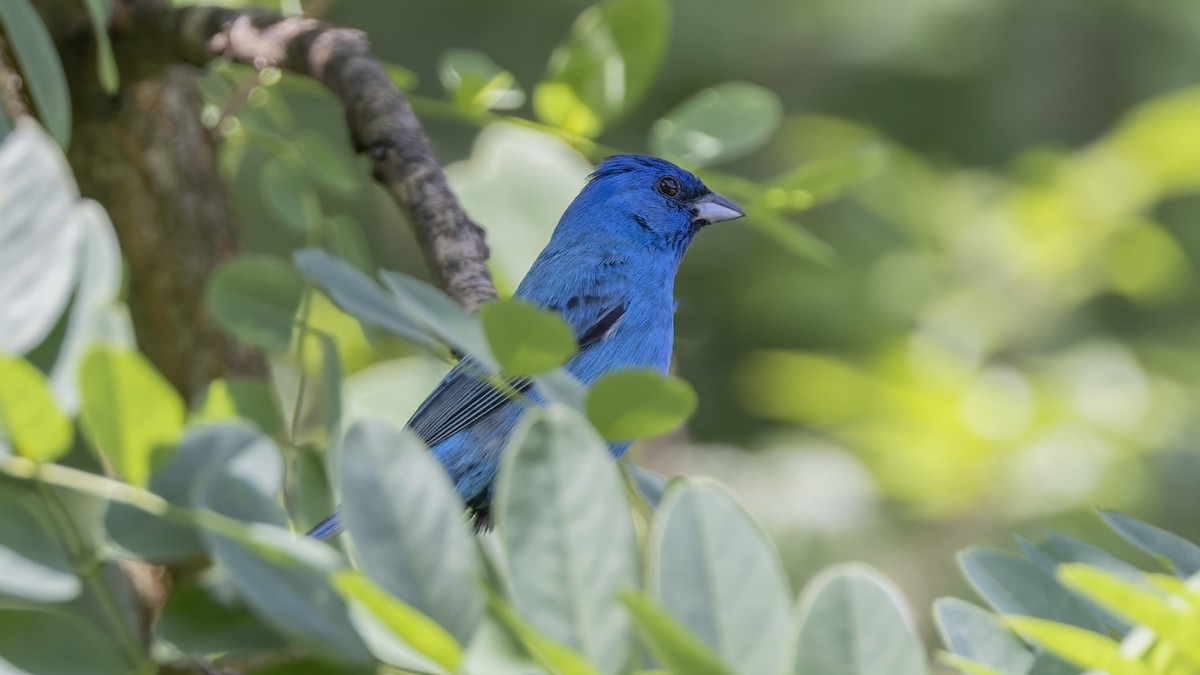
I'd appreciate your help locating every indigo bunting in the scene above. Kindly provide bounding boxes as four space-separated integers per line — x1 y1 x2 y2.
309 155 743 538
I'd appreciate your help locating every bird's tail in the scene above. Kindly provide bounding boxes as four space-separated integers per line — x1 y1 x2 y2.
306 512 344 541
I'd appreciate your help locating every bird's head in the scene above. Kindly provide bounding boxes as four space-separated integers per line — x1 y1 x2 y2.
564 155 744 250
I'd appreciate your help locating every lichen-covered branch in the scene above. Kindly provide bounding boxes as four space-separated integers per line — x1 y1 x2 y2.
115 1 498 311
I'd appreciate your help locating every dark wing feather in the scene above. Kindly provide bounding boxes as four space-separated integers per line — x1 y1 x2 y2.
406 301 624 448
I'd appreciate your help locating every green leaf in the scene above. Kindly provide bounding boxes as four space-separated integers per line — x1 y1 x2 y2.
0 491 80 602
494 405 638 675
326 214 374 273
650 478 792 675
795 563 927 675
105 423 270 563
769 144 886 208
79 346 185 487
440 49 525 111
293 248 441 352
626 463 668 508
0 607 125 675
486 588 600 675
0 122 85 355
957 548 1106 634
933 598 1035 675
1005 616 1149 675
936 653 1011 675
1100 509 1200 578
1057 563 1200 663
650 83 783 167
262 157 318 233
379 270 495 368
1016 533 1140 634
744 210 836 265
0 355 71 462
333 569 463 674
207 256 306 349
621 590 732 675
195 378 285 438
585 370 697 442
533 0 670 136
481 300 577 376
0 0 71 147
296 132 360 197
81 0 118 94
158 579 287 656
192 429 372 665
339 419 483 644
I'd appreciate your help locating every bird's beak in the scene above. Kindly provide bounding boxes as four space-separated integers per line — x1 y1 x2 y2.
691 191 745 226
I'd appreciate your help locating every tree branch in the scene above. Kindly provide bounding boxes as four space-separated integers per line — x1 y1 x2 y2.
114 1 497 311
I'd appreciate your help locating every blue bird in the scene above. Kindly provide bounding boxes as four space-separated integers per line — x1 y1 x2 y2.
308 155 743 539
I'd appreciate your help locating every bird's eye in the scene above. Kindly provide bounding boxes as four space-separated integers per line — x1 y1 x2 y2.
656 176 680 198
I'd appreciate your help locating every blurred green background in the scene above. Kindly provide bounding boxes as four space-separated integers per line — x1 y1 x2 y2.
206 0 1200 633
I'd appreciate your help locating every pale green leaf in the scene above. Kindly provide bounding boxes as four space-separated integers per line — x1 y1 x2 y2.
81 0 118 94
585 370 697 441
795 564 927 675
0 491 80 602
1100 509 1200 578
0 608 125 675
650 83 783 167
494 406 637 675
621 590 732 675
651 478 793 675
933 598 1035 675
440 49 525 111
339 420 484 645
333 570 462 674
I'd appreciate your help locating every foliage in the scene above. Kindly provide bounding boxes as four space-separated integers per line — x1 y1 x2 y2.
937 512 1200 675
4 0 1200 673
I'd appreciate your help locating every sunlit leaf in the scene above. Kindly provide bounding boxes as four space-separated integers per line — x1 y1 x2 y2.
333 570 463 674
533 0 670 136
494 405 638 675
621 590 732 675
651 479 792 675
1056 563 1200 663
0 608 124 675
79 347 185 487
769 144 887 208
339 420 483 645
933 598 1035 675
0 122 84 355
1100 509 1200 578
795 564 927 675
481 300 576 376
1005 616 1149 675
650 82 783 167
585 370 697 441
207 256 306 350
0 0 71 147
0 355 71 463
440 49 525 111
0 491 80 602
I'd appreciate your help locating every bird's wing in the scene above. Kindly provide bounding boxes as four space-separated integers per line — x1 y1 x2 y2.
406 292 626 448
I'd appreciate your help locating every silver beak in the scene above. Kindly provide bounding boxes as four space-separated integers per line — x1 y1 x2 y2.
691 192 746 225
